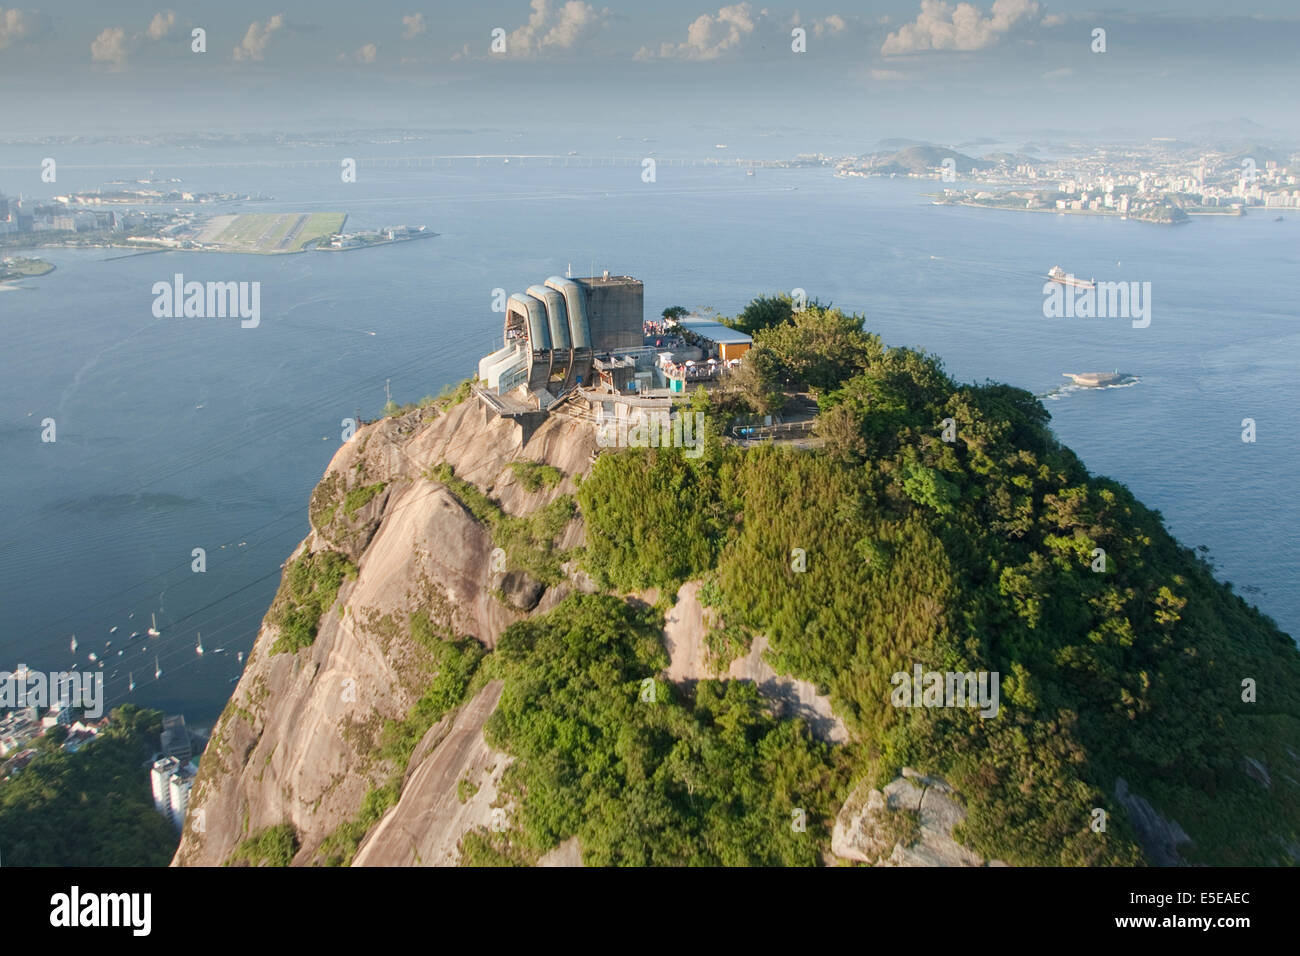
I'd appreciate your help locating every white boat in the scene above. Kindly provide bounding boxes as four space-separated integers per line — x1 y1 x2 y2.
128 673 135 692
154 657 162 680
196 633 204 656
70 634 78 653
109 626 117 634
1047 265 1095 289
147 613 161 638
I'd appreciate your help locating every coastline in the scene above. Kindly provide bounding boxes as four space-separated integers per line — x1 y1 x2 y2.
933 198 1190 225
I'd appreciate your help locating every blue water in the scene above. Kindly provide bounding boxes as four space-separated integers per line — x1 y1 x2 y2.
2 152 1297 726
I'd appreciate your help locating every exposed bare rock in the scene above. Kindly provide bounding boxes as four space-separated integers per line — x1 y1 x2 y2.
353 681 509 867
1114 777 1192 866
173 398 596 867
538 837 583 867
662 581 849 744
1243 756 1272 789
728 637 849 744
832 769 1004 866
498 569 545 612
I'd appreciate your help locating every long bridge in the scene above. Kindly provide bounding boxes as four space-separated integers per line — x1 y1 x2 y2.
2 154 816 172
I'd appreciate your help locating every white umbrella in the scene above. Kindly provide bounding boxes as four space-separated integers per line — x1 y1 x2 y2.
684 360 695 366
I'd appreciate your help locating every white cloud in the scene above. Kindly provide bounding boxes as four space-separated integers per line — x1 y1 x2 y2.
402 13 426 39
0 7 34 49
147 10 175 40
641 2 759 60
507 0 606 56
881 0 1039 55
233 13 286 62
91 26 129 69
1040 12 1067 28
814 14 847 37
344 42 379 63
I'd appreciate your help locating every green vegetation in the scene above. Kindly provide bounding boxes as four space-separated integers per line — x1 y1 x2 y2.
723 292 829 336
268 549 357 655
458 828 531 866
225 823 299 867
432 463 574 585
0 256 55 280
494 496 575 585
483 594 842 865
577 446 725 593
314 784 399 867
315 610 486 866
0 705 177 866
510 460 563 492
211 212 346 253
379 612 487 769
384 378 474 418
343 481 386 517
457 777 480 803
430 463 501 524
569 294 1300 866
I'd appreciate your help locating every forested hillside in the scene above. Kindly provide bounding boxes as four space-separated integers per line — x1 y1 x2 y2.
568 295 1300 865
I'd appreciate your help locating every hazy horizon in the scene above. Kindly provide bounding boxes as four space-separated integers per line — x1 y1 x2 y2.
1 1 1297 145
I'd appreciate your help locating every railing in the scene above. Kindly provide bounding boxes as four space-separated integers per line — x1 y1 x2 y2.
731 420 815 441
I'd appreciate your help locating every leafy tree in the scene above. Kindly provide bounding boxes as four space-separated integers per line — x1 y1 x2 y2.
814 402 867 464
727 346 785 416
0 705 177 866
728 293 828 336
484 594 841 865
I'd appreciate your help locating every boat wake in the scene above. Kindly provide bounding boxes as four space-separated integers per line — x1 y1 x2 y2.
1038 377 1141 401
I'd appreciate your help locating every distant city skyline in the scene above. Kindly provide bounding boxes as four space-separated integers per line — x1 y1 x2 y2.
1 1 1298 144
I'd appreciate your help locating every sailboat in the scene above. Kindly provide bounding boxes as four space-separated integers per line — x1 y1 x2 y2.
237 650 244 664
196 633 204 656
128 672 135 693
154 657 162 680
147 613 161 638
70 634 78 653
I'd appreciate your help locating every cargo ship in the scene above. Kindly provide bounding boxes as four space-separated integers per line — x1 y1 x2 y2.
1063 371 1135 388
1047 266 1095 289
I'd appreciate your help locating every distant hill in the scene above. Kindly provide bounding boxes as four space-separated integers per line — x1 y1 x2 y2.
868 145 998 175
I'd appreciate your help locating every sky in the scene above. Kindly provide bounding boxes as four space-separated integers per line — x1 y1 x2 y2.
2 1 1298 148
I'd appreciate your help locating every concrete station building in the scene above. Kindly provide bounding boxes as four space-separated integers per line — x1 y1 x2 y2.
478 271 645 407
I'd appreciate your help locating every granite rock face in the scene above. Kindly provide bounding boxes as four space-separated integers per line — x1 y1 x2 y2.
173 398 595 866
832 768 1005 867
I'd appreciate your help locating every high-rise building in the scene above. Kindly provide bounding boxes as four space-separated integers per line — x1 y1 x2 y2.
168 766 195 831
151 756 179 816
160 714 192 764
